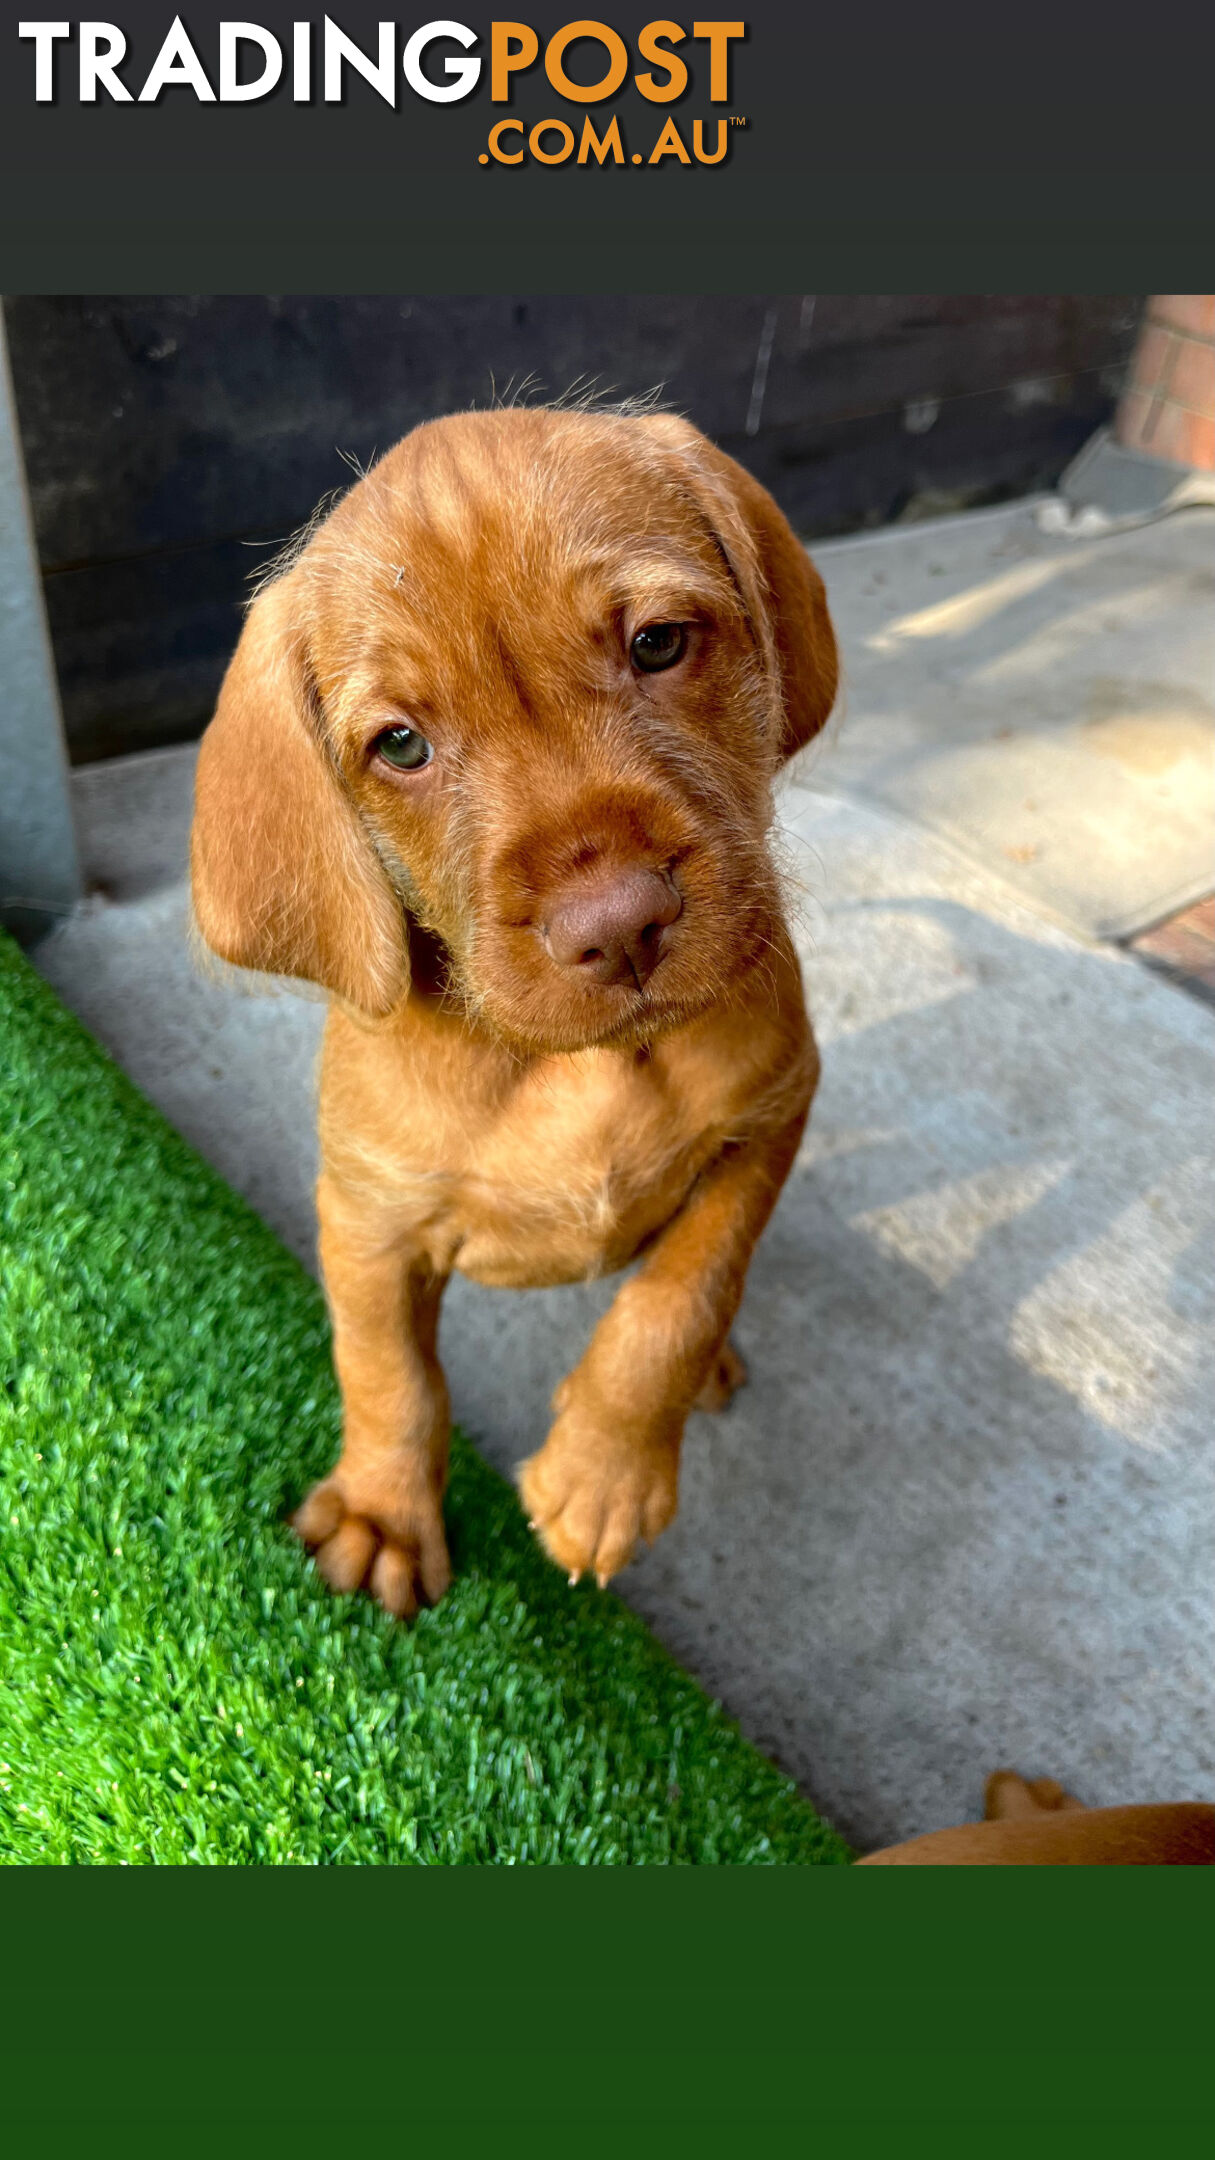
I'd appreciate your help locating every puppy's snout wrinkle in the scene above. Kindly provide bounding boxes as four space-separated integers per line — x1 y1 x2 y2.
543 866 683 989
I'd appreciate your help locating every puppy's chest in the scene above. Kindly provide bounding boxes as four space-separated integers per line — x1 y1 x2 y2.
373 1051 729 1290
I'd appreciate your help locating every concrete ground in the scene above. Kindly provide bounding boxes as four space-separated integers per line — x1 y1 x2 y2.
34 497 1215 1852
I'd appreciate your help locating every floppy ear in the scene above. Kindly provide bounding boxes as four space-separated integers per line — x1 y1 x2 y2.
190 574 409 1016
639 416 839 761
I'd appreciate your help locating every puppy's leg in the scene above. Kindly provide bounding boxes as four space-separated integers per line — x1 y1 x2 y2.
550 1324 746 1421
293 1173 452 1618
520 1104 808 1586
693 1337 748 1413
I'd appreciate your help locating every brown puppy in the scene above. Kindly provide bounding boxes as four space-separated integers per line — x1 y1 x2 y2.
858 1771 1215 1865
191 407 838 1616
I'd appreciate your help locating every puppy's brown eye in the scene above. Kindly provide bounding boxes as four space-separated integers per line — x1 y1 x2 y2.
630 623 687 674
374 725 432 771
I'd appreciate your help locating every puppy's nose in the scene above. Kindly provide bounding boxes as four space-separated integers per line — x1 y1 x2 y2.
544 867 682 988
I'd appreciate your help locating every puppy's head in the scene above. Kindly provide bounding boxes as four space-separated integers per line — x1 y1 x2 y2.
191 408 837 1052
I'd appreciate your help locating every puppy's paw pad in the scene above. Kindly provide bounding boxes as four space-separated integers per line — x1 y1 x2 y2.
291 1477 451 1619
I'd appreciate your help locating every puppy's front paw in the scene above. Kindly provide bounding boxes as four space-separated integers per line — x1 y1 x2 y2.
292 1469 451 1619
518 1411 679 1588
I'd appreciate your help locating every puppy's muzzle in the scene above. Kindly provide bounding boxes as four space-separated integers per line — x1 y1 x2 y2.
541 865 683 990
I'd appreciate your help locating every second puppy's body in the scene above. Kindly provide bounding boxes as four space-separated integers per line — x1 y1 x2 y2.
191 406 836 1614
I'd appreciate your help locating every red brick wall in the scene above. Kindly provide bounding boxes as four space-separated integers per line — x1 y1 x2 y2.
1115 297 1215 471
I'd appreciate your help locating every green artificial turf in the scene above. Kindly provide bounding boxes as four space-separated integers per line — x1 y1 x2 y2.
0 933 850 1864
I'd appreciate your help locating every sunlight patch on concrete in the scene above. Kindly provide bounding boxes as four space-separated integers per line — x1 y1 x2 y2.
1010 1156 1213 1449
808 501 1215 940
867 552 1068 650
852 1158 1072 1293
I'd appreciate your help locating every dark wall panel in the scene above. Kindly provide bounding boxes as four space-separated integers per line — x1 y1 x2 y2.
4 295 1140 762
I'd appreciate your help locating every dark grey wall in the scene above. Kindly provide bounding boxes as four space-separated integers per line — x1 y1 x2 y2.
4 295 1140 763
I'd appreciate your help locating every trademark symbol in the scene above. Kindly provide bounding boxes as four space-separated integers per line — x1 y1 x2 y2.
729 115 748 127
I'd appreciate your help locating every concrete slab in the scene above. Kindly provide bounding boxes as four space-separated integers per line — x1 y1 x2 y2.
802 499 1215 941
37 727 1215 1850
